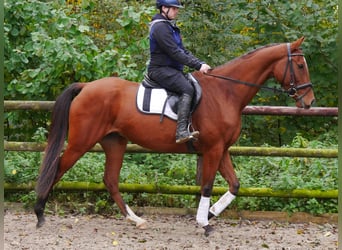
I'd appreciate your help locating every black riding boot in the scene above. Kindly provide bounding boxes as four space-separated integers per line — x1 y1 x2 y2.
175 94 199 144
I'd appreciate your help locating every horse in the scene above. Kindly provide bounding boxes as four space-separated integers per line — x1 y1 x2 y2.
34 37 315 236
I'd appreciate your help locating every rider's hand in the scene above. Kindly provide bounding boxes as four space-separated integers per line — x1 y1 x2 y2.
199 64 211 73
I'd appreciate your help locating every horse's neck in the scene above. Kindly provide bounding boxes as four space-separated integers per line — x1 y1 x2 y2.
216 48 282 109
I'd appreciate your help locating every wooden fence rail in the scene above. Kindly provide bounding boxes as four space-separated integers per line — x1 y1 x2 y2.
4 141 338 158
4 101 339 116
4 182 338 199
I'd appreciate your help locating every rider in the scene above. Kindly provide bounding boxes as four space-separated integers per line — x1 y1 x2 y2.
147 0 211 144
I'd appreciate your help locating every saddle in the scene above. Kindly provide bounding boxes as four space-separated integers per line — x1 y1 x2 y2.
136 73 202 122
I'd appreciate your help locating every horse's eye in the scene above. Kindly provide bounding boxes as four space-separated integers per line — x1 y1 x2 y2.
298 64 304 69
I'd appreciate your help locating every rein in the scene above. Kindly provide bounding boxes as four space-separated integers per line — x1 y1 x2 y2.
204 43 313 99
203 72 286 94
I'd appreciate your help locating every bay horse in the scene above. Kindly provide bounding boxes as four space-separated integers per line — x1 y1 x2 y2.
34 37 315 236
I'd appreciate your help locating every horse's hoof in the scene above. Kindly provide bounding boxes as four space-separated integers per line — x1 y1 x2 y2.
208 211 215 220
36 216 45 228
126 216 148 229
136 220 148 230
203 224 214 237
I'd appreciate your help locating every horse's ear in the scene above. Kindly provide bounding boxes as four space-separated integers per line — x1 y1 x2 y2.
291 36 305 50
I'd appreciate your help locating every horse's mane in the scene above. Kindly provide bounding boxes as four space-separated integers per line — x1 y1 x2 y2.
214 43 281 70
241 43 281 58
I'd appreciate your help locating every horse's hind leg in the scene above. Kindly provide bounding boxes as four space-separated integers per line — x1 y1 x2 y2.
99 133 147 229
209 151 239 219
35 145 91 228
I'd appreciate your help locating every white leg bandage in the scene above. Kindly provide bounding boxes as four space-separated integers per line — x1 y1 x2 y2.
196 196 210 227
209 191 236 217
125 205 147 229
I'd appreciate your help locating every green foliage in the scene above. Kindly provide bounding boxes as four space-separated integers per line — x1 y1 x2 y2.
4 0 154 101
4 128 46 183
181 0 338 108
224 134 338 214
4 0 154 140
5 0 93 100
4 134 337 214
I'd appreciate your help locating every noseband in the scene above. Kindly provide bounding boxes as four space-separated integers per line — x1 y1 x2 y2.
282 43 313 101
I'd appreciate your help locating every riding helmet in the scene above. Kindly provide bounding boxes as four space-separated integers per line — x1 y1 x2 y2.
156 0 184 9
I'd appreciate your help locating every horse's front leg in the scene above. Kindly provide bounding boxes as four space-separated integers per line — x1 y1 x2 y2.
209 150 239 219
196 150 223 236
100 134 147 229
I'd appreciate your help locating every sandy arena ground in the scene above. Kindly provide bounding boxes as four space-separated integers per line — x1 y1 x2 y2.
4 205 338 250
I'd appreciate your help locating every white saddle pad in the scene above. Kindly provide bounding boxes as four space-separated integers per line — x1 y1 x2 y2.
136 85 178 121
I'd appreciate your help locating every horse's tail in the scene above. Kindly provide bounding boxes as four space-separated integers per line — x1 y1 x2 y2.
36 82 85 198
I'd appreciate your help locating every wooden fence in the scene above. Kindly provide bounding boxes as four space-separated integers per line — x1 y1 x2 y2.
4 101 338 199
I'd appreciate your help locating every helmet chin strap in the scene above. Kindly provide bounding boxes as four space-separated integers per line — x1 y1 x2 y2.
161 7 171 20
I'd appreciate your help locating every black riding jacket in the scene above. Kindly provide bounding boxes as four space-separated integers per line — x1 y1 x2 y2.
148 14 203 72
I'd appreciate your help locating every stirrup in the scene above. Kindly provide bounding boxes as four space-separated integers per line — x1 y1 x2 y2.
190 131 200 138
176 131 199 144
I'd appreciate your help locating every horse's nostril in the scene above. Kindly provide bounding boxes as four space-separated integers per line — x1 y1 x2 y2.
304 99 315 109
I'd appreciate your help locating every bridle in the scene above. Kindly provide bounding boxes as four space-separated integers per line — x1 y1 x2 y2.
204 43 313 100
281 43 313 101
